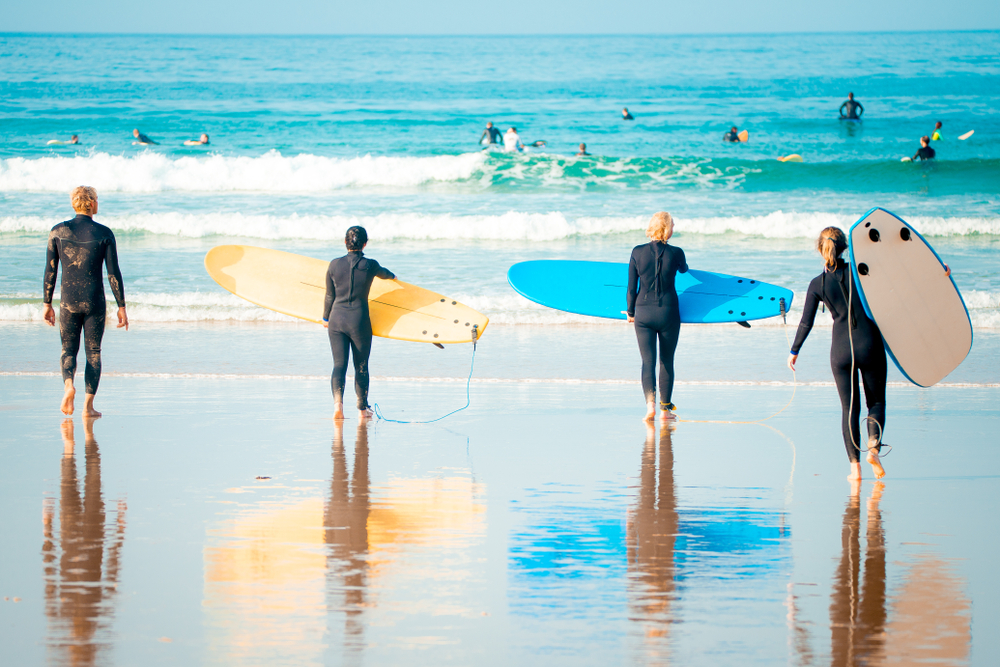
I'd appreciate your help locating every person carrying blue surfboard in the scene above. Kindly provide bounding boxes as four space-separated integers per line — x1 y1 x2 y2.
787 227 887 482
626 212 688 423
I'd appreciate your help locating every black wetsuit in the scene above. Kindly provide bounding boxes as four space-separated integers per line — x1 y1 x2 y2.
322 251 394 410
627 241 688 409
43 215 125 396
839 100 864 119
623 111 635 120
791 260 887 461
913 146 936 161
723 131 740 142
136 133 157 145
480 127 502 144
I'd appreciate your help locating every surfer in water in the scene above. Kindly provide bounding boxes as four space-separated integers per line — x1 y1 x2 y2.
42 186 129 418
480 122 502 146
787 228 887 481
912 135 936 161
627 212 688 423
184 133 210 145
503 127 525 152
932 121 943 141
622 107 634 120
322 226 396 421
723 126 741 142
839 93 864 120
576 143 590 156
132 128 158 145
48 135 79 145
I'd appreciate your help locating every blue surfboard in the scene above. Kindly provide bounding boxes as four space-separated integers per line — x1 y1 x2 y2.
507 260 793 323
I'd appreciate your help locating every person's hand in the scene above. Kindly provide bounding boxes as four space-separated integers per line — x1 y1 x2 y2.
43 303 55 327
623 311 634 323
322 320 329 329
117 306 129 330
787 353 798 372
944 263 951 277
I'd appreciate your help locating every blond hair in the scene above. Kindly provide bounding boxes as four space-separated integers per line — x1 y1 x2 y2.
646 211 674 242
817 226 847 270
71 186 98 215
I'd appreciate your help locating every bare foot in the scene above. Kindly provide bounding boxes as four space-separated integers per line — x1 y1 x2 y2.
83 394 102 419
847 461 862 482
359 408 373 421
643 402 655 423
866 448 886 480
60 380 75 416
333 402 345 420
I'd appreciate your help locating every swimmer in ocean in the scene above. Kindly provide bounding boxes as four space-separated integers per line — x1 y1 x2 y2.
912 135 936 161
622 107 634 121
480 122 502 146
576 143 590 156
839 92 864 120
132 128 158 145
42 186 129 418
503 127 525 152
723 126 740 142
47 135 79 145
184 133 210 145
932 121 943 140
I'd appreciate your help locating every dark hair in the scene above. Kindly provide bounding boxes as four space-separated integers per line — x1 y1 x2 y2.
345 225 368 251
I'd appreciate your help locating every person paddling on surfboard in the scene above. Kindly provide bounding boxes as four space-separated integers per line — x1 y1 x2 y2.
787 227 888 482
576 143 590 156
48 135 79 145
322 226 396 422
132 128 158 145
839 92 864 120
622 107 634 121
184 133 210 146
627 212 688 423
723 126 741 142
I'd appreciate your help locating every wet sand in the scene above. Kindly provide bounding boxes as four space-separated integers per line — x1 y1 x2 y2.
1 374 997 665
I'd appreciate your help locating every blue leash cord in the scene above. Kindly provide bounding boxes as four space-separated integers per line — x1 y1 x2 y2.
372 338 477 425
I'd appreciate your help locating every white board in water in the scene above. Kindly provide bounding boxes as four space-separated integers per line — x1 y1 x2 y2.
849 208 972 387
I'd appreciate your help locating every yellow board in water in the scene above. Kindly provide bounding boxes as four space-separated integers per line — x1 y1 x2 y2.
204 245 488 344
778 154 803 162
738 130 749 142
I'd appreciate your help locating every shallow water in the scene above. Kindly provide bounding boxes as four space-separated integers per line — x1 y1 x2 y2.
1 378 997 664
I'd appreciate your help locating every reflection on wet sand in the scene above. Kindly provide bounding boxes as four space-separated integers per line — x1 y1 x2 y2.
43 418 127 667
326 421 371 653
830 482 887 666
627 424 678 657
203 422 486 659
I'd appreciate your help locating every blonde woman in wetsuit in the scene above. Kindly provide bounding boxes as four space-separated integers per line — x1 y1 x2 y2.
627 212 688 423
787 227 888 481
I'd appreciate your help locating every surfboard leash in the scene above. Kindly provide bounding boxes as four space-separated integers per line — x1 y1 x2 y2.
372 325 478 424
678 298 797 425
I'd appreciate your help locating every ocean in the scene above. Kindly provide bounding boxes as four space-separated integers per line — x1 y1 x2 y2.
2 31 999 355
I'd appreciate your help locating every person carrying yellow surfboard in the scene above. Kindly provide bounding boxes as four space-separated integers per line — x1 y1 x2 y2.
322 226 396 422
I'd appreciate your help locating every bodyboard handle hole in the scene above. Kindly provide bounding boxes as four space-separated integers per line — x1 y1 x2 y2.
858 263 870 276
869 229 880 242
900 227 911 241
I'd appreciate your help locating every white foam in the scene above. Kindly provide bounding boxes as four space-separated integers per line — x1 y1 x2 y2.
3 210 998 242
0 151 486 193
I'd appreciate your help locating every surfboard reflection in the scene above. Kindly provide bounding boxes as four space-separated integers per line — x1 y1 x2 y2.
42 419 127 667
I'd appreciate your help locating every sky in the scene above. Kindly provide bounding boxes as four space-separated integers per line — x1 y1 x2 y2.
3 0 998 34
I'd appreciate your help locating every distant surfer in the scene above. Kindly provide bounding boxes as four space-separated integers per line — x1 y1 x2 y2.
47 135 79 145
912 135 936 161
184 133 210 146
503 127 524 152
42 186 129 418
723 126 741 142
576 143 590 156
626 212 688 423
787 227 887 481
132 128 158 145
322 226 396 421
839 92 864 120
931 121 943 141
622 107 634 121
480 122 502 146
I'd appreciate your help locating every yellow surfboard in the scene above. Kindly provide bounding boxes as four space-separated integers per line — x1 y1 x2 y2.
738 130 749 142
205 245 488 344
778 154 803 162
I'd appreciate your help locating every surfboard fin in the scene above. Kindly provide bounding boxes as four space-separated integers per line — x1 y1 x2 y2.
779 297 787 324
433 343 444 349
737 321 751 329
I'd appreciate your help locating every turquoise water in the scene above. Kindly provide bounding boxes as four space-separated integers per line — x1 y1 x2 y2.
2 32 999 343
